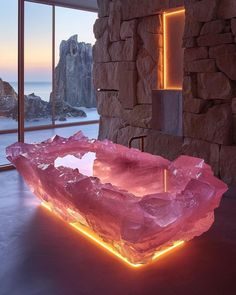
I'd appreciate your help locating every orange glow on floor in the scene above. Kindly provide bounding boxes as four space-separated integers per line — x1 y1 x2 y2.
163 8 185 90
41 201 184 268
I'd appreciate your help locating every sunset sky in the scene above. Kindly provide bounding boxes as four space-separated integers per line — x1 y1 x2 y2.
0 0 97 82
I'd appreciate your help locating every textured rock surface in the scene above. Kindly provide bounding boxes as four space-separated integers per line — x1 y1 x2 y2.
93 62 120 90
184 47 208 62
220 146 236 185
197 73 232 99
117 125 148 148
145 129 183 160
217 0 236 19
200 20 225 35
97 91 122 118
136 48 160 104
0 78 17 117
93 30 110 63
98 116 124 142
209 44 236 58
184 59 216 72
120 19 137 39
216 53 236 80
197 33 233 47
97 0 110 17
122 104 152 129
6 132 227 264
232 98 236 113
184 104 233 145
191 0 217 22
54 35 96 109
93 0 236 187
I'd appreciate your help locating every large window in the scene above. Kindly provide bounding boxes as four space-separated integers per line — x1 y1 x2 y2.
55 7 98 125
0 0 18 165
24 1 53 127
0 0 99 169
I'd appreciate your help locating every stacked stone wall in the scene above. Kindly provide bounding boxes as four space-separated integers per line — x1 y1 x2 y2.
94 0 236 185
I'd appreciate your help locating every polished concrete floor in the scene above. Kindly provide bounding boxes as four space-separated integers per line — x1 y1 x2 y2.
0 170 236 295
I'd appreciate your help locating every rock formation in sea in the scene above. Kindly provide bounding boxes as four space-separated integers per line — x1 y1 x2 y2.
53 35 96 110
0 78 86 121
0 78 18 117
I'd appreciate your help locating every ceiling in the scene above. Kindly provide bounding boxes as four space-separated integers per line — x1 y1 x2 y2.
27 0 98 12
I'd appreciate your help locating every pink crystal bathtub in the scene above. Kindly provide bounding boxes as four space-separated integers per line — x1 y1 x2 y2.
6 131 227 267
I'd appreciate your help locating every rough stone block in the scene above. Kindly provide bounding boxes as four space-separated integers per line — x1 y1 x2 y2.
93 30 110 63
108 0 121 42
120 0 169 20
183 96 210 114
93 17 109 39
233 115 236 143
184 104 233 145
93 62 119 90
191 0 217 22
200 20 225 35
182 138 220 175
216 53 236 80
197 33 233 47
183 37 197 48
220 146 236 185
184 19 202 38
138 14 162 35
184 59 216 72
108 41 125 61
137 48 161 104
232 98 236 113
98 116 124 142
118 62 137 109
231 18 236 35
169 0 184 7
145 129 183 161
97 0 110 17
217 0 236 20
120 19 137 39
183 76 209 114
122 104 152 129
209 44 236 58
197 72 232 100
184 47 208 62
96 91 122 118
151 90 183 136
117 125 148 148
109 38 137 61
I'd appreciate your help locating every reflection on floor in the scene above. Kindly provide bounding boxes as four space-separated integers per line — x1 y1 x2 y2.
0 123 99 165
0 170 235 295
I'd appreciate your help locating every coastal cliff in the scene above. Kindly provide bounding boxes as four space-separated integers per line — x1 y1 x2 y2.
53 35 96 109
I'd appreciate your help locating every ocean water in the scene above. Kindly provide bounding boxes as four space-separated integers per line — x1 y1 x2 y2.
10 82 52 102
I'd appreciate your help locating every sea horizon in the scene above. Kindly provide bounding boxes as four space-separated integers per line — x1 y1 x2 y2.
10 81 52 102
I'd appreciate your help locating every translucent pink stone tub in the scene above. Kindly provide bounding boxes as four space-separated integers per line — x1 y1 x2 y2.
6 131 227 267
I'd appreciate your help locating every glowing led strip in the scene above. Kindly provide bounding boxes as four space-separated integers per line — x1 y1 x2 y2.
163 9 185 90
41 201 184 268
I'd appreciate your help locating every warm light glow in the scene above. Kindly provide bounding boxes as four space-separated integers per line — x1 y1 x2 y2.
164 169 168 192
163 9 185 90
41 201 184 268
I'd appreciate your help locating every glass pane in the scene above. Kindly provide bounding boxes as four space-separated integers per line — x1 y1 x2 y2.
0 0 18 165
25 123 99 144
163 9 185 89
54 7 98 125
24 2 53 128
